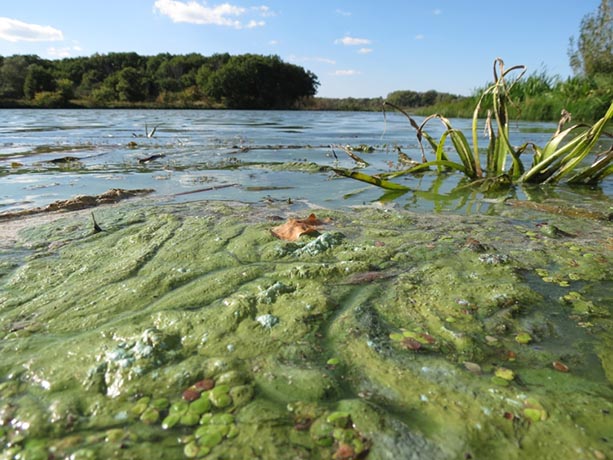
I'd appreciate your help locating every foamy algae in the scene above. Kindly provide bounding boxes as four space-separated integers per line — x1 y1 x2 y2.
0 200 611 459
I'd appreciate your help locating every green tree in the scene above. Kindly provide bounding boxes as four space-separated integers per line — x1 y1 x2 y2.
56 78 75 103
204 54 318 108
0 55 39 98
115 67 146 102
568 0 613 76
23 64 56 99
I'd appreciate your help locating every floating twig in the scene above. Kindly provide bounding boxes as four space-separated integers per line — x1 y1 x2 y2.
173 183 239 196
138 154 166 164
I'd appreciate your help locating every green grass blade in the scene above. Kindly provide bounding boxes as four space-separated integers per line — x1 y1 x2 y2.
543 101 613 183
520 100 613 183
537 124 584 162
381 162 432 179
449 130 478 178
332 168 411 190
567 148 613 184
382 159 467 179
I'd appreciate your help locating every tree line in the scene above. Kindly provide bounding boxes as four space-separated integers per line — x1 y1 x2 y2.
303 90 463 112
0 52 319 109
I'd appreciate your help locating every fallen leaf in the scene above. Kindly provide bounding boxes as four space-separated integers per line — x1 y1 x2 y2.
400 337 421 351
271 213 329 241
515 332 532 344
417 332 436 345
552 361 569 372
490 376 510 387
523 398 547 422
293 417 313 431
463 362 482 375
193 378 215 391
523 408 542 422
182 388 200 402
333 443 355 460
495 367 515 381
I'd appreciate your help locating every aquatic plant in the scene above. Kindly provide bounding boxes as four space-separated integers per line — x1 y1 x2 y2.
335 58 613 190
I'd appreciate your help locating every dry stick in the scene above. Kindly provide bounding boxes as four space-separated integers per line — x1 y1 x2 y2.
173 183 239 197
334 144 369 166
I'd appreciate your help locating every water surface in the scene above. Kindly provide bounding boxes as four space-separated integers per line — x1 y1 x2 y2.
1 109 611 214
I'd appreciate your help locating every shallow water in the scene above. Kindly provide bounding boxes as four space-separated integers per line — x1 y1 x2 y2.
1 109 611 214
1 110 613 459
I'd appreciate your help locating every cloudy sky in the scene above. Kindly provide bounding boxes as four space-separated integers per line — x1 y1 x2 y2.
0 0 600 98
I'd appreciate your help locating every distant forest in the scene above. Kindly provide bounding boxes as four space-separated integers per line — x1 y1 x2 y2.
0 51 468 112
3 48 610 121
0 52 320 109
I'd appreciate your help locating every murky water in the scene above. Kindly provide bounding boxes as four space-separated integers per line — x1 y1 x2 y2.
2 109 611 214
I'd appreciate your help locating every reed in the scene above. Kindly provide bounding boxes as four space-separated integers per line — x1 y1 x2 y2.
336 58 613 191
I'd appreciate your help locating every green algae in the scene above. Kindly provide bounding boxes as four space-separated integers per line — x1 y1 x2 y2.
0 200 612 459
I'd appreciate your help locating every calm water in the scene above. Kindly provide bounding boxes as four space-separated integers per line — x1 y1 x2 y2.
1 109 611 214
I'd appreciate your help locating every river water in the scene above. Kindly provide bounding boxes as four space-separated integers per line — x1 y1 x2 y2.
1 109 611 214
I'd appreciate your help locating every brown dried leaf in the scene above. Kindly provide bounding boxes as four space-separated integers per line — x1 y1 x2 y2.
418 332 436 344
333 443 356 460
463 361 482 375
400 337 421 351
271 213 328 242
182 388 200 402
193 378 215 391
552 361 569 372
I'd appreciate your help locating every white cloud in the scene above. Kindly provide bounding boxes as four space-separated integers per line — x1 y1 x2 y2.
333 70 360 76
269 39 279 45
0 17 63 42
309 57 336 65
47 47 72 58
289 55 336 65
335 36 371 46
255 5 275 17
415 34 425 40
358 48 372 54
47 42 82 58
336 9 351 16
153 0 268 29
246 19 265 28
433 8 442 15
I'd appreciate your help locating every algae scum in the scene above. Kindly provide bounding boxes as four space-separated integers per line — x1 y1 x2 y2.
0 199 612 459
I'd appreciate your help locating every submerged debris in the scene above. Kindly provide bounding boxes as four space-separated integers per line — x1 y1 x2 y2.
293 232 346 256
0 188 154 220
138 154 166 164
256 314 280 329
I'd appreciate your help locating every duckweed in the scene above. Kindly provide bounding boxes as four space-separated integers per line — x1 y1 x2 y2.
161 413 181 430
515 332 532 344
139 407 160 425
326 411 351 428
189 396 211 415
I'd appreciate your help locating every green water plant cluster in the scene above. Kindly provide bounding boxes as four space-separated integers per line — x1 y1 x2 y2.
335 58 613 191
126 366 259 459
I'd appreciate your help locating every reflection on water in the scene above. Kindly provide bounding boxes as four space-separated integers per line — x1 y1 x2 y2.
0 109 611 214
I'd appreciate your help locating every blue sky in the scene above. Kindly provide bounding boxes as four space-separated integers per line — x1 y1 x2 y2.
0 0 601 98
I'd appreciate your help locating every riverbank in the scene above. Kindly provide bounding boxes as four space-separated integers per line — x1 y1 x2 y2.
1 195 611 459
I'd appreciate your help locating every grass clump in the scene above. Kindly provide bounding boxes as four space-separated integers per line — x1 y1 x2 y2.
335 58 613 191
